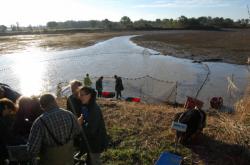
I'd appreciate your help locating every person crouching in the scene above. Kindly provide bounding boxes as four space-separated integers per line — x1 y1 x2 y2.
173 107 206 145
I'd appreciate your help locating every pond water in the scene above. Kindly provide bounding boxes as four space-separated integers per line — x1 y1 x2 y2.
0 36 249 108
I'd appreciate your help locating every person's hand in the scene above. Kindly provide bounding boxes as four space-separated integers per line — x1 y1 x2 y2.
78 114 84 125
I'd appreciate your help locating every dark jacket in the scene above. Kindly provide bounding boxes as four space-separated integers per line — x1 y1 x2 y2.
95 79 103 91
12 107 43 141
115 77 124 91
0 116 24 162
174 109 206 144
67 95 82 117
0 83 21 102
80 102 108 153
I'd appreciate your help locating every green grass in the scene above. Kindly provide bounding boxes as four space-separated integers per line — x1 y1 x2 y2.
102 126 192 165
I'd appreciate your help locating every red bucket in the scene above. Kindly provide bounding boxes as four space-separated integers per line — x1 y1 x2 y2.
210 97 223 109
132 97 141 102
125 97 141 102
102 91 115 98
184 96 203 109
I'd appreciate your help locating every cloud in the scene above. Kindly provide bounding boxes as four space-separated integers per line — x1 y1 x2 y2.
133 0 237 8
0 0 116 26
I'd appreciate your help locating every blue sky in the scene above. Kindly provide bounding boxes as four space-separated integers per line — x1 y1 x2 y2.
0 0 249 26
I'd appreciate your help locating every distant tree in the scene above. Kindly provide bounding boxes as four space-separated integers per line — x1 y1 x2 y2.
161 18 179 28
102 19 112 29
16 22 20 31
133 19 141 29
212 17 224 27
134 19 145 29
187 17 201 27
236 19 249 27
134 19 152 29
36 15 247 31
197 17 211 26
47 21 58 29
27 25 33 32
120 16 133 29
90 20 98 28
162 19 170 28
155 19 161 23
11 25 17 31
169 19 177 28
153 19 163 28
178 15 188 27
0 25 7 32
223 18 234 27
63 20 74 28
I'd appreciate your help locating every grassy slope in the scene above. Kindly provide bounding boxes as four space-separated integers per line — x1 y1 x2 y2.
58 95 250 165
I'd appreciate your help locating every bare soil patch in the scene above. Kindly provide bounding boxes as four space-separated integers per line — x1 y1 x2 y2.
132 29 250 64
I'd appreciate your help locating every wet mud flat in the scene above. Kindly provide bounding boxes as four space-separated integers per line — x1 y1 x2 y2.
132 29 250 65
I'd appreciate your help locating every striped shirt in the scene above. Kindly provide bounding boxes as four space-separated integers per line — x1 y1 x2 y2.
28 108 81 155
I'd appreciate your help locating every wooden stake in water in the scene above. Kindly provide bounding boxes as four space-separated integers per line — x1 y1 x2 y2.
227 74 238 105
229 74 233 100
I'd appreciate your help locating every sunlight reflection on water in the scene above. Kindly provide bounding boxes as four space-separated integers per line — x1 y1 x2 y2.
11 48 46 96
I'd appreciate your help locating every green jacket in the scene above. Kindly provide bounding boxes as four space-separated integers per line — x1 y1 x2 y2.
84 77 92 87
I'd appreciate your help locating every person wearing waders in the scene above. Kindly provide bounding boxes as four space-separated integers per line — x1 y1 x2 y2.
114 75 124 100
27 94 82 165
95 77 103 98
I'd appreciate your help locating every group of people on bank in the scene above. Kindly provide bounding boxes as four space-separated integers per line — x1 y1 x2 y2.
0 81 109 165
1 74 207 165
83 74 124 100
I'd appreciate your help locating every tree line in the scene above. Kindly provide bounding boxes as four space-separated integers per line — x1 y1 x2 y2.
0 16 249 33
45 16 250 30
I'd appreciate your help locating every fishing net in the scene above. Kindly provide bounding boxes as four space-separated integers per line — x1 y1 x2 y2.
60 75 177 104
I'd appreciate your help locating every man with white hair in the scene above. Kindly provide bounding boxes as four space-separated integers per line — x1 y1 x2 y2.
66 80 82 116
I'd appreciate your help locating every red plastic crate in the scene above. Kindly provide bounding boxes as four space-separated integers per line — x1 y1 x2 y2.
184 96 203 109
